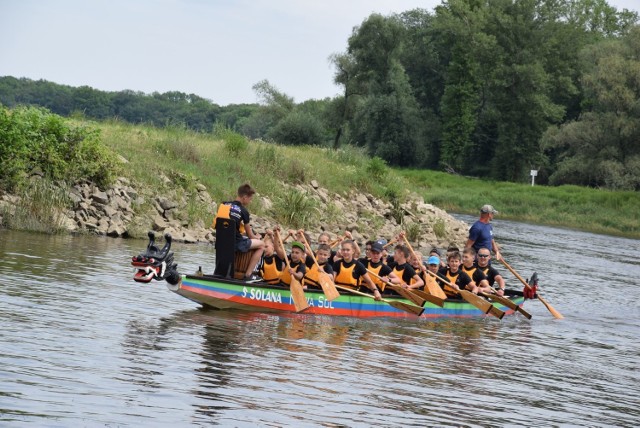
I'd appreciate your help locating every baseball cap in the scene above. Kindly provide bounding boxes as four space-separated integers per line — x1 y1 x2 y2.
427 255 440 265
371 242 383 252
291 241 305 251
480 204 499 214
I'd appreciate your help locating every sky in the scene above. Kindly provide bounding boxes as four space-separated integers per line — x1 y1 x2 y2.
1 0 639 106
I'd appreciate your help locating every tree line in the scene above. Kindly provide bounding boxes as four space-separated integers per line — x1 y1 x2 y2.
1 0 639 190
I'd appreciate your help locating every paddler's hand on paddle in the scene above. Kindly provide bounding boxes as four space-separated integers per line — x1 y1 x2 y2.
372 288 382 301
495 287 505 297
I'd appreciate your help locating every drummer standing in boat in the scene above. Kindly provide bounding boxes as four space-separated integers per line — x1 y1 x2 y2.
466 204 502 261
222 184 265 280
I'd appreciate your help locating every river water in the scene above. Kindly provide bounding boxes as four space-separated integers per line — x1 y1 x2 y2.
1 217 639 427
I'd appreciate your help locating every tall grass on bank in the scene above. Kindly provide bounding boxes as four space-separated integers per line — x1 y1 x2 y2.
2 179 71 233
398 169 640 238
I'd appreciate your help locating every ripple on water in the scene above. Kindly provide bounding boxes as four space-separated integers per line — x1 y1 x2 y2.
1 228 640 426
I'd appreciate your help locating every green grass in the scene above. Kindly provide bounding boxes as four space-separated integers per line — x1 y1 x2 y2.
78 118 639 239
398 169 640 238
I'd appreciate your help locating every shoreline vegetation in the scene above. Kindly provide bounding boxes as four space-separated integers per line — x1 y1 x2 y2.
0 105 638 240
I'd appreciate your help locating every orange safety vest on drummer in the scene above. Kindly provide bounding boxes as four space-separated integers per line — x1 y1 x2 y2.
213 201 249 239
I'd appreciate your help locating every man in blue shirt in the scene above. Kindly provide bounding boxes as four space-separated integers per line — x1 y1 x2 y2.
466 204 502 261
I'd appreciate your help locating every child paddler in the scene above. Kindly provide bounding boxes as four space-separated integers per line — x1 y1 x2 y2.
386 245 424 294
333 240 382 300
318 232 339 264
437 251 473 296
409 250 427 283
279 241 307 289
303 243 335 289
358 241 398 292
259 231 284 285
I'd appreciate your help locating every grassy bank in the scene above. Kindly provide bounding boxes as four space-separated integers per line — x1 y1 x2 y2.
3 105 637 239
398 169 640 239
74 119 640 239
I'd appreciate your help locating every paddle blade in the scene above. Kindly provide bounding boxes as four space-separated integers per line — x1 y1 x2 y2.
481 292 532 319
424 276 448 300
412 289 445 308
318 272 340 301
458 289 500 318
387 300 424 316
538 296 564 319
389 284 426 307
290 279 309 312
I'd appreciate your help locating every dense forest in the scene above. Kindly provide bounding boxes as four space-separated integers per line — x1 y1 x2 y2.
1 0 639 190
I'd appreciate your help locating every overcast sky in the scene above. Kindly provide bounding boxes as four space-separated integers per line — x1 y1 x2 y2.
1 0 638 106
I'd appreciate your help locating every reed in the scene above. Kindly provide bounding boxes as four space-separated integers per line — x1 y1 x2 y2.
3 179 71 234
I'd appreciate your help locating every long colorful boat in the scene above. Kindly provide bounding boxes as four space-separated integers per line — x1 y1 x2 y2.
130 230 528 319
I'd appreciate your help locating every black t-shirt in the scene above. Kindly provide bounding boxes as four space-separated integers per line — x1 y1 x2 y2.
361 259 393 276
333 259 367 280
477 264 500 286
437 267 472 289
224 200 250 240
305 256 334 274
461 265 488 284
388 261 417 284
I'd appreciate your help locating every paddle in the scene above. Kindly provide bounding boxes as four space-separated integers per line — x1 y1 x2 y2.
498 258 564 319
333 284 424 316
366 269 444 308
298 232 340 301
422 269 505 319
274 229 309 313
401 234 448 300
383 237 398 248
479 290 532 319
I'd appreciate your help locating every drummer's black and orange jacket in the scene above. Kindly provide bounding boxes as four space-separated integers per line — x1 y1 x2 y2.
437 267 472 296
333 259 367 289
358 258 392 291
304 255 334 288
279 259 306 286
260 254 284 285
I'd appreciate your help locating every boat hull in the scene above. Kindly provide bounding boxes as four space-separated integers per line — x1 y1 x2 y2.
172 275 525 319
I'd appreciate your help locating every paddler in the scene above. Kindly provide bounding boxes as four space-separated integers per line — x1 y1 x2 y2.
303 243 335 289
279 241 307 289
437 251 474 296
387 245 424 293
475 247 507 296
358 240 398 293
460 247 492 294
259 230 284 285
333 240 382 300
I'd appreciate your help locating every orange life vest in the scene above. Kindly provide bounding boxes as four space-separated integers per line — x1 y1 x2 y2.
260 256 282 285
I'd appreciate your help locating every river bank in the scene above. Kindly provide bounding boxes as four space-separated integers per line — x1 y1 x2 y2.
0 174 470 252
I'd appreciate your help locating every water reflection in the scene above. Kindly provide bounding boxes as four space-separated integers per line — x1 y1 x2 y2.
2 227 640 426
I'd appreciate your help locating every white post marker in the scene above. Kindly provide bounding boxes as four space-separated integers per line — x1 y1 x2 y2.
530 169 538 186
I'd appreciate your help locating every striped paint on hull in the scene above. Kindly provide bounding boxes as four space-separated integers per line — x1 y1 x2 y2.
171 275 525 319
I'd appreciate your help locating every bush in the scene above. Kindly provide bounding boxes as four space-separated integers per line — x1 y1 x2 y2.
267 111 325 146
0 105 119 191
366 156 388 180
272 189 318 229
213 122 248 154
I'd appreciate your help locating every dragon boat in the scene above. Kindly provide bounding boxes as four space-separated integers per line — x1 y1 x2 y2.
130 214 530 319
